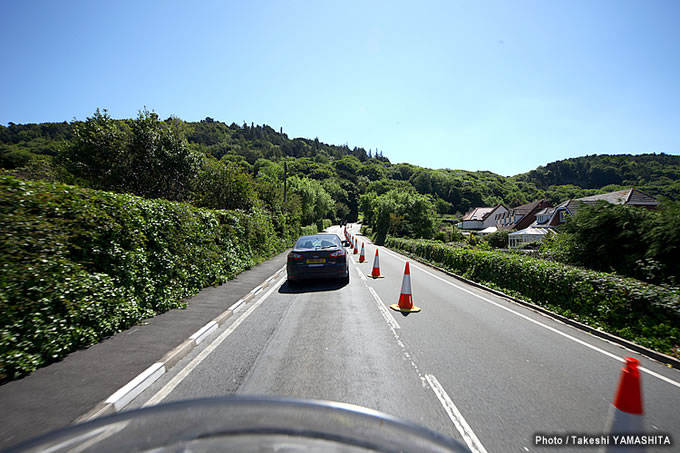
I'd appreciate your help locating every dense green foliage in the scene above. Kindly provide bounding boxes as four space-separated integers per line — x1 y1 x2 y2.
541 201 680 284
361 188 439 244
60 109 202 201
481 229 511 249
0 176 290 382
517 154 680 200
386 238 680 358
5 114 679 227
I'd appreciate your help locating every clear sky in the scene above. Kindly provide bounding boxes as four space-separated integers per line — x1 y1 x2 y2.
1 0 679 176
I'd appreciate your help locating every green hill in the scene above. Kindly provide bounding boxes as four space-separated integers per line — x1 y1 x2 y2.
2 113 679 220
514 154 680 200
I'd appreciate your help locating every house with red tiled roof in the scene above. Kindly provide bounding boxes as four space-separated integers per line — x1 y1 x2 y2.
495 199 552 231
508 188 659 248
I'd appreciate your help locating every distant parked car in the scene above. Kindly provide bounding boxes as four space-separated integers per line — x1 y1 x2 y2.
287 234 350 284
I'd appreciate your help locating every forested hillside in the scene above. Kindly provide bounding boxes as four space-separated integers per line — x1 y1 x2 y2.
2 110 679 230
516 154 680 200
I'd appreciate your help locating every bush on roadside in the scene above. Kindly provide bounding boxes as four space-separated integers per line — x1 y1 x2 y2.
386 237 680 357
482 229 511 248
300 224 319 237
0 176 286 382
316 218 333 231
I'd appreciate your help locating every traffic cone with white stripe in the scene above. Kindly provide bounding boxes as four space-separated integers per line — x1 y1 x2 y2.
601 357 644 453
390 262 421 313
359 243 366 263
353 238 358 255
368 249 384 278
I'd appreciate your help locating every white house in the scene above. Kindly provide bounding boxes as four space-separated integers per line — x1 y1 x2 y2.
459 204 508 230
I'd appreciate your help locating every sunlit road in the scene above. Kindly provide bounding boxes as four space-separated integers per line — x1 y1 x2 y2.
127 225 680 452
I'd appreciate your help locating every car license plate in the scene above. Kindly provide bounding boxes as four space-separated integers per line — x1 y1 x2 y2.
307 258 326 264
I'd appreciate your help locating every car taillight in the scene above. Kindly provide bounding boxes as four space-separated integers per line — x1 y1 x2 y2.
329 250 345 257
289 252 304 260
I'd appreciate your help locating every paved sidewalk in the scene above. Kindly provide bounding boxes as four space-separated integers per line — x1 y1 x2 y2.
0 251 289 450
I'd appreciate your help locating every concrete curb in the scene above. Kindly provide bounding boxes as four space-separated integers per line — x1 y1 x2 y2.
388 248 680 369
76 266 286 423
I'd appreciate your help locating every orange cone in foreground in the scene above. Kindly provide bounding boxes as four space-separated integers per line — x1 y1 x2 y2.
390 262 421 313
359 243 366 263
601 357 644 453
368 249 384 278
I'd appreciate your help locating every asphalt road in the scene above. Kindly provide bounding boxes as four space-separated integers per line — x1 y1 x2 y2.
124 224 680 452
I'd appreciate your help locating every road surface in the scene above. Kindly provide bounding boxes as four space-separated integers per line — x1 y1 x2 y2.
121 224 680 452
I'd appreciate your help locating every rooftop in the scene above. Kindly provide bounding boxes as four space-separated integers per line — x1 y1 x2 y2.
462 205 504 222
576 188 658 206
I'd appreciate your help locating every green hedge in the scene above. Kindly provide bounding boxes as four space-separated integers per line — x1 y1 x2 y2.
300 224 319 236
386 238 680 357
0 176 287 381
313 219 333 232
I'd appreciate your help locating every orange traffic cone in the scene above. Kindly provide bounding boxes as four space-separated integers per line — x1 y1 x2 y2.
359 243 366 263
601 357 644 452
353 238 358 255
368 249 385 278
390 262 421 313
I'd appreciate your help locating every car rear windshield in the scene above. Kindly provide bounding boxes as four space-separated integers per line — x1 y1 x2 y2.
295 236 340 250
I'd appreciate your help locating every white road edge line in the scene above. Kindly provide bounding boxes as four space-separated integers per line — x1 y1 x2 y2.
368 287 400 330
381 248 680 389
143 275 287 407
426 374 489 453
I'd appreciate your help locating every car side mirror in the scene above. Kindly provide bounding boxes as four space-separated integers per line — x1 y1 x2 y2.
342 240 350 247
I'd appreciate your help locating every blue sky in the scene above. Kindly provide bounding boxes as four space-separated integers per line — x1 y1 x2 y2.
1 0 679 175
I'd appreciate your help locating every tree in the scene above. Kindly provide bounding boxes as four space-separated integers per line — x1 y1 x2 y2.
59 108 128 190
410 170 433 194
333 156 361 183
644 200 680 283
358 161 387 181
125 109 201 201
546 202 649 278
364 189 438 244
192 158 257 210
287 176 334 225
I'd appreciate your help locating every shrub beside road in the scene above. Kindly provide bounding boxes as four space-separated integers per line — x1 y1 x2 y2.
0 176 297 382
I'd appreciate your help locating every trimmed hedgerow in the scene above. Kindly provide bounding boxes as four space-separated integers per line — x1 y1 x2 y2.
0 176 287 382
386 237 680 358
300 224 319 236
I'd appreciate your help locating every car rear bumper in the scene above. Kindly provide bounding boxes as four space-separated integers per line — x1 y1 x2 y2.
287 262 349 280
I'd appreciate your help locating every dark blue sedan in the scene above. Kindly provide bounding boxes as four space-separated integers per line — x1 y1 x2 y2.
287 234 350 284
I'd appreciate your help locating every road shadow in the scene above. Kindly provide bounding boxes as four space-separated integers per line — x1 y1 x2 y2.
279 279 348 294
